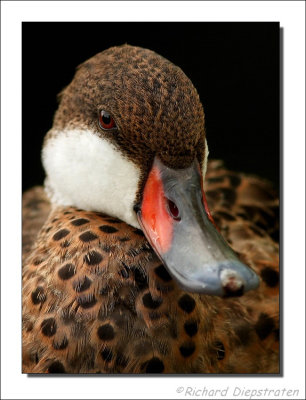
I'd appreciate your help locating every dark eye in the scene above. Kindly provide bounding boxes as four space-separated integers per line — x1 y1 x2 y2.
98 110 117 130
166 198 181 221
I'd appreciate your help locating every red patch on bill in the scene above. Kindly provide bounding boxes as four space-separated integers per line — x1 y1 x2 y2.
140 166 173 254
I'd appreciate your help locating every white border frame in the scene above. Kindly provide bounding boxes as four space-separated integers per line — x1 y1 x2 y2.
1 1 305 399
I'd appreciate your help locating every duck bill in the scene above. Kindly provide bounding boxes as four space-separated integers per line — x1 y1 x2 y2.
136 157 259 296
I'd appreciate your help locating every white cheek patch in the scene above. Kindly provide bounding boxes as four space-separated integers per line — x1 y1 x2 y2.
42 129 141 228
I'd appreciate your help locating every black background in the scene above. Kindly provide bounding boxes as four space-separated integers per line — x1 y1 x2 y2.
22 22 279 192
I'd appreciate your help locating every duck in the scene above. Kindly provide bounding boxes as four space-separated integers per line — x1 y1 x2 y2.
22 44 279 374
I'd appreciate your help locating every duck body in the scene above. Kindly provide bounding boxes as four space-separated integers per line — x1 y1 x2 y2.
22 45 279 373
22 161 279 374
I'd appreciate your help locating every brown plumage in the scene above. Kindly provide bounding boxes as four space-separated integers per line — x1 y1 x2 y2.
22 45 279 374
46 45 206 200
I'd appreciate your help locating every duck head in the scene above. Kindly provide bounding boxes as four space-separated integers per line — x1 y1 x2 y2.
42 44 259 296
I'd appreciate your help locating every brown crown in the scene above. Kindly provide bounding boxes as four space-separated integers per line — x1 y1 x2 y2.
51 44 206 171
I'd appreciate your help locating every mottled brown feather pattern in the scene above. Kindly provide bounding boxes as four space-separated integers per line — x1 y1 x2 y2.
22 161 279 373
22 186 51 263
45 45 206 201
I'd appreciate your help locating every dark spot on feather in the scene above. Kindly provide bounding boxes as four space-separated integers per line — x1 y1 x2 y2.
247 306 254 315
119 266 129 279
274 328 279 341
220 188 236 205
101 347 113 362
207 176 224 184
71 218 89 226
31 351 39 363
79 231 98 242
73 276 92 292
271 229 279 242
77 294 97 309
31 286 46 305
178 294 195 313
152 77 162 90
53 229 70 241
142 292 162 309
63 211 72 215
242 205 263 220
260 267 279 287
214 341 225 360
99 287 109 296
144 357 164 373
206 190 221 202
52 336 68 350
96 211 108 218
133 228 144 237
127 245 150 257
115 352 129 368
25 322 34 332
249 225 265 237
136 244 152 254
179 342 195 357
237 212 248 220
99 225 118 234
97 324 115 341
184 320 198 337
60 240 70 248
255 313 275 340
233 321 252 346
155 265 172 282
33 258 44 266
105 218 121 223
84 250 103 265
61 308 75 325
102 244 112 253
41 318 57 337
48 361 65 373
58 263 75 280
228 174 241 187
134 267 148 290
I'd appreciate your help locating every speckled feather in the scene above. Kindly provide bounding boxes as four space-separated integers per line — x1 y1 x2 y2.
22 160 279 374
46 45 206 201
23 45 279 374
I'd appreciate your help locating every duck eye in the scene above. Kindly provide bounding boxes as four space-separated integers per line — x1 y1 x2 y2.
99 110 117 130
166 198 181 221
